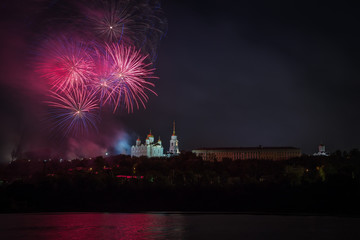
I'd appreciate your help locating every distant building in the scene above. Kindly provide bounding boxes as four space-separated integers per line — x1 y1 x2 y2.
192 146 301 161
313 144 329 156
131 130 164 158
168 121 180 156
131 122 181 158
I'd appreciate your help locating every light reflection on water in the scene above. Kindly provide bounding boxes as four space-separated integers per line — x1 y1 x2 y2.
0 213 360 240
0 213 185 240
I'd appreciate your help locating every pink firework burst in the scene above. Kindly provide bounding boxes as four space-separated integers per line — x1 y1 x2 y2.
37 36 95 92
46 87 100 136
105 43 158 112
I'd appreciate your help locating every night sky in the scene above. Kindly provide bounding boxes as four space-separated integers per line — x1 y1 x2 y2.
1 0 360 161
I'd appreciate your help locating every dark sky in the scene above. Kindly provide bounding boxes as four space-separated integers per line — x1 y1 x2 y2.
1 0 360 161
137 0 360 154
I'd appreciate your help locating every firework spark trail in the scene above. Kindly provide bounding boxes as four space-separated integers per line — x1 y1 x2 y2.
91 4 131 43
89 47 117 107
105 43 158 113
80 0 167 58
83 1 140 44
36 37 95 92
92 77 116 107
46 87 100 136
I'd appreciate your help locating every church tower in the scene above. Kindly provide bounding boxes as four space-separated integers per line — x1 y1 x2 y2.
318 144 326 153
169 121 180 155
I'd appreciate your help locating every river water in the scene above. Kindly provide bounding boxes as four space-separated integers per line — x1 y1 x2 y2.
0 213 359 240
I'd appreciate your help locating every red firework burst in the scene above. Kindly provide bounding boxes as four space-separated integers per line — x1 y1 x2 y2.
36 36 95 92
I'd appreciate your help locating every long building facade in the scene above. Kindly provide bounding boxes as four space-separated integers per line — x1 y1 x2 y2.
192 146 301 161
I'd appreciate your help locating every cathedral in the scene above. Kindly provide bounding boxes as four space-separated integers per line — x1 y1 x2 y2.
130 122 180 158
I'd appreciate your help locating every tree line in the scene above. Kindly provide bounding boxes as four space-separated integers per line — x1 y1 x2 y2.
0 150 359 214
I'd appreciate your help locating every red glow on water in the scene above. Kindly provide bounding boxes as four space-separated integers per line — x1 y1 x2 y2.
2 213 184 240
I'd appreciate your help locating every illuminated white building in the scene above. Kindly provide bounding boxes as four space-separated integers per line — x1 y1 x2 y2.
131 122 180 158
313 144 329 156
168 121 180 155
131 130 164 157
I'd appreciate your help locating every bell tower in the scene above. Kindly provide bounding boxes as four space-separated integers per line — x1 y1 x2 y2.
169 121 180 155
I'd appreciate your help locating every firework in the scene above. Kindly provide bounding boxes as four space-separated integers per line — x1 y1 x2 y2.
104 43 158 112
46 87 100 136
31 0 167 138
86 2 134 43
92 77 116 107
80 0 167 59
81 1 138 44
36 36 95 92
89 47 117 107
